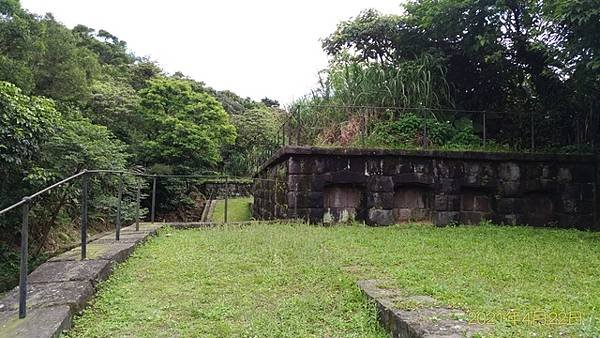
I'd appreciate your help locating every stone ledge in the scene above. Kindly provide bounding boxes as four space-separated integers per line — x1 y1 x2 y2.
0 305 71 338
0 222 164 337
49 242 137 263
257 146 596 175
0 281 94 313
358 280 488 337
28 260 113 287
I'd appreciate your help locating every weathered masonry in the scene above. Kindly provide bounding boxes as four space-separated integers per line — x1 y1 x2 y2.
253 146 599 230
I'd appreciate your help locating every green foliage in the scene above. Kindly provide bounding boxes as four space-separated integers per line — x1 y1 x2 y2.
324 52 450 109
86 79 141 143
366 113 481 149
138 77 236 172
224 107 281 176
0 81 60 168
314 1 600 150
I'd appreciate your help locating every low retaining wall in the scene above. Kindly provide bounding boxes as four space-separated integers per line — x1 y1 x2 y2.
253 146 598 229
200 182 252 199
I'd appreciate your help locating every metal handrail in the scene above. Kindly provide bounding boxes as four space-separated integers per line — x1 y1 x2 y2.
0 171 88 216
1 168 247 320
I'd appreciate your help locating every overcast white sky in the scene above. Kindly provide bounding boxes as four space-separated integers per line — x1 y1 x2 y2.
20 0 403 105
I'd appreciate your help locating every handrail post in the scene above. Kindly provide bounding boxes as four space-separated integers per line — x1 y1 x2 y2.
151 176 157 224
135 182 141 231
116 173 123 241
530 110 535 152
482 111 487 147
224 176 229 223
19 197 31 319
81 172 89 260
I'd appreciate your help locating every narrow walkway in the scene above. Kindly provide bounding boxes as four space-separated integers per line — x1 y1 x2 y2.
0 222 163 338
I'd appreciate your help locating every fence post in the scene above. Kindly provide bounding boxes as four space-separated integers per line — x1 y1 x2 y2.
295 108 301 145
81 172 89 260
135 182 141 231
151 176 157 224
19 198 30 319
422 109 428 149
360 111 366 146
224 176 229 223
530 111 535 152
482 111 487 147
115 173 123 241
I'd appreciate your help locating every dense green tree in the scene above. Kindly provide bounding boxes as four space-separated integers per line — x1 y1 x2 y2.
0 81 60 170
316 1 599 149
86 79 142 143
224 107 281 175
138 77 236 172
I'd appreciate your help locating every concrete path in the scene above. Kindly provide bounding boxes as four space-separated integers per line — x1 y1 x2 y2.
0 222 163 338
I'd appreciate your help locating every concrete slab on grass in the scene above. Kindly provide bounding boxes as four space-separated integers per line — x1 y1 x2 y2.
0 222 165 338
94 232 149 244
358 280 489 338
0 281 93 313
28 260 113 286
49 242 136 263
0 305 71 338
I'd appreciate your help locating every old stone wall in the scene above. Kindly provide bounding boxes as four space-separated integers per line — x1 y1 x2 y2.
253 160 288 219
200 182 252 199
253 147 598 230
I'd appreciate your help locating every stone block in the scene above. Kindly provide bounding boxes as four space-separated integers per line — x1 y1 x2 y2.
393 208 412 222
50 243 136 264
323 207 357 224
460 211 488 225
559 197 577 213
368 176 394 192
288 156 315 174
94 232 148 244
501 214 522 225
434 194 448 211
433 211 460 226
0 305 71 338
573 165 595 183
499 162 520 181
368 208 395 226
438 179 459 193
447 195 461 210
367 192 394 209
295 208 324 223
0 281 93 313
557 167 572 183
499 180 520 196
347 157 366 174
382 157 401 175
28 260 113 287
497 198 523 214
287 175 314 191
287 191 322 208
392 173 433 186
365 159 384 176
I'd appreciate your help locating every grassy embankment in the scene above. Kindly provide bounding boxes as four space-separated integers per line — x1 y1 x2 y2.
67 223 600 337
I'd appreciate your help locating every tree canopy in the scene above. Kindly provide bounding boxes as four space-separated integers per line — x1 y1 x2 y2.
298 0 599 150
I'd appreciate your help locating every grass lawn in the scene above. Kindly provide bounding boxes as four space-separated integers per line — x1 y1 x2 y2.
211 197 253 222
67 223 600 337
